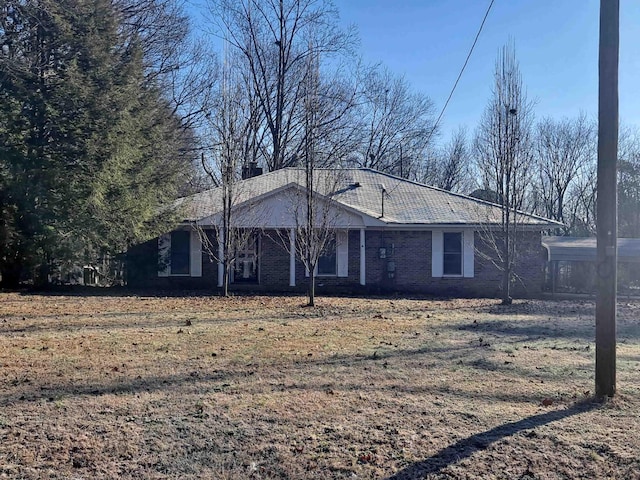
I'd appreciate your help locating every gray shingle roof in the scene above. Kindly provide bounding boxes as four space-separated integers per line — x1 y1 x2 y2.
177 168 558 228
542 236 640 262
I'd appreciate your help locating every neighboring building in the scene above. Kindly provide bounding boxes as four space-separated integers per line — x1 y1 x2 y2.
542 236 640 295
127 168 559 297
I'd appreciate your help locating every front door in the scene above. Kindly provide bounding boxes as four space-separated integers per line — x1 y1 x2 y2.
231 234 258 284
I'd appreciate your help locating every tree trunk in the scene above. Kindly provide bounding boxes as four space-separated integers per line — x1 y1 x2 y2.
308 274 315 307
502 234 512 305
222 263 229 297
502 263 512 305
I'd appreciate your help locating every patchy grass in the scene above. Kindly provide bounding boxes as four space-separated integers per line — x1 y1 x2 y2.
0 292 639 479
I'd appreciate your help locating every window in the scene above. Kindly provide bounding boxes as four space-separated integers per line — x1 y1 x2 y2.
170 230 191 275
317 237 337 276
431 230 473 278
443 232 462 276
233 234 258 283
158 230 202 278
306 230 348 278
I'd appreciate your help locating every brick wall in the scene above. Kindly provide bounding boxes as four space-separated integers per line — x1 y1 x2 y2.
127 229 217 290
259 229 361 293
512 230 546 296
260 231 291 289
127 228 544 297
364 230 430 292
361 229 543 297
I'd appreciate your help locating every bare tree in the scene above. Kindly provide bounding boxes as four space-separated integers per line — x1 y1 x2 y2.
560 124 639 237
116 0 217 131
474 42 534 304
349 65 437 179
423 126 473 192
207 0 357 172
617 125 640 237
533 114 595 233
273 45 347 306
203 0 359 302
302 51 332 306
307 67 360 168
115 0 219 202
564 162 598 236
198 47 264 296
282 170 345 306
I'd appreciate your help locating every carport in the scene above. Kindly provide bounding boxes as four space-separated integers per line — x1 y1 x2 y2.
542 236 640 294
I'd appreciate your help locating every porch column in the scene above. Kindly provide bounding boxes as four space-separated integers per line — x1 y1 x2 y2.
360 228 366 286
217 229 224 287
289 228 296 287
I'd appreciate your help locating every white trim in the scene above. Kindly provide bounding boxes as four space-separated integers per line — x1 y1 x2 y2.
289 228 296 286
463 230 474 278
431 231 443 277
190 230 202 277
158 233 170 277
337 230 349 278
433 229 474 278
257 234 262 284
359 229 366 286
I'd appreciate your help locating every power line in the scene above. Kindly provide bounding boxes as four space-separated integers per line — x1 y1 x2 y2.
425 0 495 146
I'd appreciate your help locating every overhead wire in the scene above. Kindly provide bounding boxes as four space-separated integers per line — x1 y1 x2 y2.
424 0 495 147
381 0 495 201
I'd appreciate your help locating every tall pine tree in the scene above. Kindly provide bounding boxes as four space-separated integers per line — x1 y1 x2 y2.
0 0 195 286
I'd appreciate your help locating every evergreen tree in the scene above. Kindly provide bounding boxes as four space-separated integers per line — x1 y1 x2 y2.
0 0 195 286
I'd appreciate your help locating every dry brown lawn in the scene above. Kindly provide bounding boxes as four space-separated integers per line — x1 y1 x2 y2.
0 291 639 479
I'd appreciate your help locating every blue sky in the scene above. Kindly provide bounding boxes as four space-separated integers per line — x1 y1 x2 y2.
337 0 639 143
189 1 638 145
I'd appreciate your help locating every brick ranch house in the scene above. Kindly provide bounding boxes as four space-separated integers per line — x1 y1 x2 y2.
127 168 559 297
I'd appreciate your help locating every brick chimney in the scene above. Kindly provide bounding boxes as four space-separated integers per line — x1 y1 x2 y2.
241 161 263 179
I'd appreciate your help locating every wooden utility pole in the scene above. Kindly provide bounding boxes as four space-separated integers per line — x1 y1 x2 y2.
595 0 619 398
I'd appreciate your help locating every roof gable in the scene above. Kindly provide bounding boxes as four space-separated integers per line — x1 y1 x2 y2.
197 182 380 229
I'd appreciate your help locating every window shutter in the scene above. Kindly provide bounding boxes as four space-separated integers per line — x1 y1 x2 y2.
463 230 475 278
158 233 171 277
337 230 349 277
190 229 202 277
431 231 443 277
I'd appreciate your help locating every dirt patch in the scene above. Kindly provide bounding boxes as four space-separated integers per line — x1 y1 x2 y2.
1 293 639 478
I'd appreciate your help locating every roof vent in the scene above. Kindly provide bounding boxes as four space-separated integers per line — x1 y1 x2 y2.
379 183 387 218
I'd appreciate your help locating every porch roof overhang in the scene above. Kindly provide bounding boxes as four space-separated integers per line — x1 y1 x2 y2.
542 236 640 263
